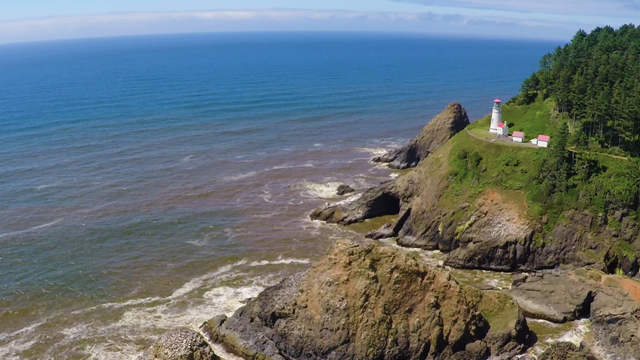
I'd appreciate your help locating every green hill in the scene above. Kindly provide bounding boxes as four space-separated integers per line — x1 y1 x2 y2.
446 25 640 264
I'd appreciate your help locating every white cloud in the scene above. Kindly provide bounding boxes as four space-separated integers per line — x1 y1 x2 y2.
395 0 640 17
0 9 579 44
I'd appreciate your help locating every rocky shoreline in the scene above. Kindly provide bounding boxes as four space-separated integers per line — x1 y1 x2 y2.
141 103 640 360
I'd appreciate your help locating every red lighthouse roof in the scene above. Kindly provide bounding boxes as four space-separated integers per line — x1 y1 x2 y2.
494 98 502 103
498 123 505 128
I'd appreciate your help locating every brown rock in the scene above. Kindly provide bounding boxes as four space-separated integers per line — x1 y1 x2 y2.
374 102 470 170
336 184 355 196
538 342 596 360
139 329 219 360
203 240 533 360
590 276 640 359
508 272 595 323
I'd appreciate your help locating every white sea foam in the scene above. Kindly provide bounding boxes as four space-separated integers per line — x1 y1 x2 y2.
169 260 248 300
0 218 64 240
249 257 310 266
0 257 301 359
0 320 48 360
35 180 64 190
253 211 280 218
519 319 593 359
0 339 38 360
261 190 274 203
221 171 258 182
270 162 315 171
551 319 590 347
0 319 47 342
85 343 140 360
187 239 208 247
182 155 194 162
301 181 343 199
203 285 266 317
332 193 362 207
355 147 389 156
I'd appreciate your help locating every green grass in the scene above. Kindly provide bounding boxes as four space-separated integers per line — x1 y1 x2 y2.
469 99 555 142
441 130 546 218
503 99 555 141
467 126 499 140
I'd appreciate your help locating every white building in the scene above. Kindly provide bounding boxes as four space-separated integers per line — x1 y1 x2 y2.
537 135 550 148
489 98 502 134
512 131 525 143
498 122 509 137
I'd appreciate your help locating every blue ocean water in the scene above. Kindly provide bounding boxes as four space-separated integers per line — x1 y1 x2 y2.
0 33 558 359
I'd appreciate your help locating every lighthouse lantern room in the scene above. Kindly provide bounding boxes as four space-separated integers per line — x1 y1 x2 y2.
489 98 502 134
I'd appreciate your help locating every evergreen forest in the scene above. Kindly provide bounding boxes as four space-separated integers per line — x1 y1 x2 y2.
515 24 640 153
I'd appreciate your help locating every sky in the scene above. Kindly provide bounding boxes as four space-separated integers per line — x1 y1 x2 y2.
0 0 638 44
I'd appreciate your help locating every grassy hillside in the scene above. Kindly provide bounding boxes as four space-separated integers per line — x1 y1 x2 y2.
468 99 555 141
448 98 634 227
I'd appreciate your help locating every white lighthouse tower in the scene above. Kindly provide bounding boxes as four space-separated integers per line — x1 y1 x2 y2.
489 98 502 134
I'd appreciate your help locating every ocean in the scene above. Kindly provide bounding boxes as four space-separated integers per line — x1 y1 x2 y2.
0 32 559 359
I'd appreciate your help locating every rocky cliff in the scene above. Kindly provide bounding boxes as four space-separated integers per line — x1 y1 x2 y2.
312 119 640 277
373 102 470 170
509 269 640 359
306 101 640 359
201 240 533 360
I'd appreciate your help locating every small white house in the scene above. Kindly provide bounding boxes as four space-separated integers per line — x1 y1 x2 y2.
498 122 509 137
537 135 550 148
512 131 525 143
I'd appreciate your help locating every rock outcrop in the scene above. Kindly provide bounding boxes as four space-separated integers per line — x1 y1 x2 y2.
538 342 596 360
310 181 400 225
508 272 595 323
139 329 220 360
202 240 533 360
374 102 470 170
505 269 640 359
313 128 635 275
590 276 640 359
336 184 355 196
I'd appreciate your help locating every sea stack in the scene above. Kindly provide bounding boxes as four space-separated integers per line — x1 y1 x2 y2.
373 102 470 170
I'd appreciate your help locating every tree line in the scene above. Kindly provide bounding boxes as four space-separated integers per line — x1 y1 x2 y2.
516 24 640 153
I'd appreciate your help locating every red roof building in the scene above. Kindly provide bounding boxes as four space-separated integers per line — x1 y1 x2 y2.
538 135 550 142
512 131 525 138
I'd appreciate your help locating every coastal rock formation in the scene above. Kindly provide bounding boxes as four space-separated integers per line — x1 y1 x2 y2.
508 272 595 323
202 239 533 360
313 125 637 276
538 342 596 360
310 181 400 225
373 102 470 170
502 269 640 359
139 329 220 360
590 275 640 359
336 184 355 196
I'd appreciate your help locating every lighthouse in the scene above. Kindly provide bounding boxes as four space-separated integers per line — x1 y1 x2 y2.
489 98 502 134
